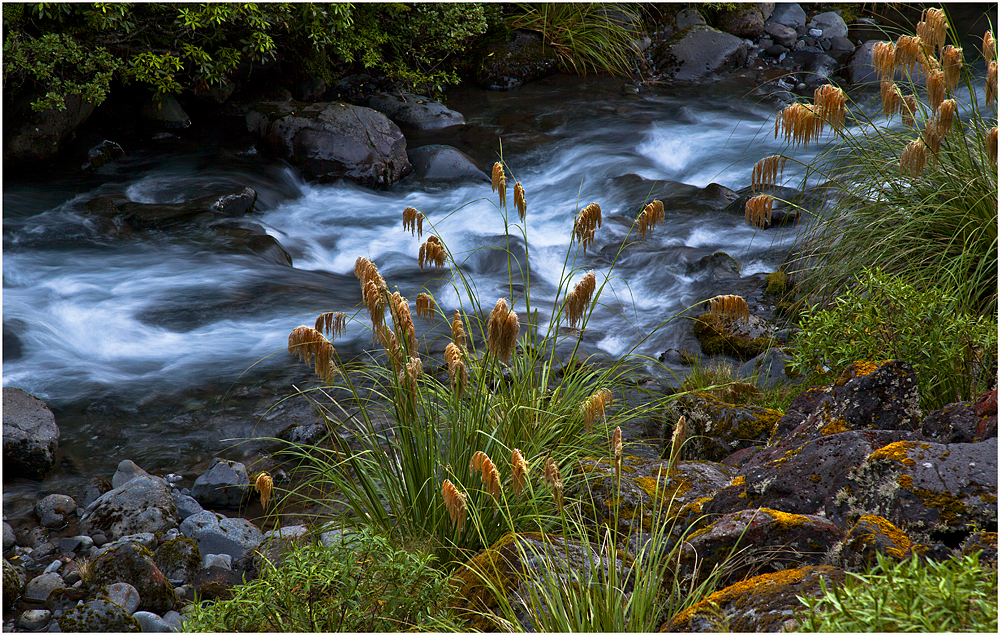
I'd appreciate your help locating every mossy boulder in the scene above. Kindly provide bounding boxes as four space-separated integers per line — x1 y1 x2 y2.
837 514 918 570
3 558 24 610
89 542 178 613
58 599 140 633
692 313 777 361
660 565 846 632
763 271 791 296
671 391 782 462
153 536 201 584
830 437 998 548
79 462 178 541
576 455 733 539
474 30 559 90
452 532 630 632
674 508 845 589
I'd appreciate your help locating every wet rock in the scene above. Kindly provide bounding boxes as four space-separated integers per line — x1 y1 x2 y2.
802 52 839 85
661 565 845 632
179 511 262 570
406 145 489 182
973 388 998 439
453 532 631 632
191 565 244 601
195 80 236 104
674 8 705 30
104 581 140 615
210 187 258 217
653 26 749 82
848 40 929 86
153 537 200 585
768 3 806 29
3 388 61 481
673 393 782 463
82 140 125 171
921 401 986 443
293 76 327 102
190 458 250 508
246 101 411 187
59 598 140 632
692 312 777 361
141 94 190 129
808 12 848 39
576 455 733 539
706 429 928 518
717 5 765 39
89 541 177 613
4 559 25 609
724 185 806 227
837 514 916 570
676 509 845 588
17 609 52 631
35 494 78 529
58 535 93 554
764 22 797 47
132 610 176 632
24 571 66 603
202 553 232 570
170 492 203 521
80 461 178 541
831 437 998 548
118 187 258 230
829 36 855 52
4 522 16 552
277 422 327 446
475 30 559 90
367 92 465 130
82 476 112 508
4 93 97 164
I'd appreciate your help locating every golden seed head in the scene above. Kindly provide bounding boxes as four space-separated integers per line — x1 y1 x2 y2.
565 271 597 329
288 326 338 381
901 94 919 126
813 84 847 129
572 202 603 251
581 387 612 432
470 450 487 474
418 235 447 271
377 324 401 371
543 457 563 512
315 311 348 340
709 294 750 323
927 71 946 112
442 479 467 530
873 41 897 80
513 182 526 221
894 35 922 71
880 81 902 118
402 206 423 237
775 102 823 147
985 31 996 61
487 298 518 363
923 118 943 154
900 138 928 177
987 61 998 108
751 156 787 192
611 425 622 461
491 162 506 208
935 99 956 136
668 415 687 475
916 8 947 54
987 127 998 165
389 292 417 355
255 472 273 508
450 309 466 349
415 293 435 320
744 194 774 229
512 449 529 496
636 199 665 239
482 456 502 501
444 342 467 397
941 46 963 90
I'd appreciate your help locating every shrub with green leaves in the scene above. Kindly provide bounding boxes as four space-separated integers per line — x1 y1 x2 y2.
798 551 998 632
181 530 464 632
789 268 997 410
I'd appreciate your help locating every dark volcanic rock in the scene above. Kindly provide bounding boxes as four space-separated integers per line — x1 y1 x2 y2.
406 145 489 182
89 541 178 613
79 460 179 540
247 101 411 187
653 25 748 82
475 30 559 90
4 94 96 164
367 92 465 129
3 388 60 481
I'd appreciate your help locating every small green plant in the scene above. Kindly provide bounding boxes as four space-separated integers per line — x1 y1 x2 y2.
181 530 464 632
797 551 999 632
508 3 640 76
789 268 997 410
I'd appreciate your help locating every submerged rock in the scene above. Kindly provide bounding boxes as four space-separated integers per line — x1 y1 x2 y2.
3 388 60 481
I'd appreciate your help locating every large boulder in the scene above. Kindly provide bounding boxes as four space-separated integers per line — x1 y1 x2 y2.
475 30 559 90
79 460 179 541
58 599 140 632
247 101 411 187
179 510 263 570
653 26 748 82
807 12 848 39
4 94 97 164
768 3 806 28
191 458 250 508
3 388 60 481
366 92 465 130
717 5 765 38
406 145 489 182
88 542 178 613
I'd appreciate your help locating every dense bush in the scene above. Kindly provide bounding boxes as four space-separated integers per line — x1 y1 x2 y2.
181 530 463 632
789 268 998 410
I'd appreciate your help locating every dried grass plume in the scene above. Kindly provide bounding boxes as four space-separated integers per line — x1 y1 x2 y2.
451 310 466 349
709 294 750 323
487 298 519 363
512 449 529 496
636 199 665 239
941 45 963 90
288 325 339 381
572 202 602 251
513 182 526 221
491 162 507 209
442 479 466 530
987 127 998 165
402 206 424 237
415 293 435 320
900 138 928 176
315 311 348 340
873 41 896 80
751 156 786 192
745 194 774 229
543 457 564 512
418 235 447 271
565 271 596 329
581 387 612 432
255 472 273 508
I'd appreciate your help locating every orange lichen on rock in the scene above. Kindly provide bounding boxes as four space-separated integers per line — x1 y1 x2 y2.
867 440 920 467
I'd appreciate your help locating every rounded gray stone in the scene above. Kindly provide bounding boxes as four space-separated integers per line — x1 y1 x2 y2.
24 572 66 602
80 472 178 542
768 3 806 28
201 553 232 570
406 145 489 182
180 511 262 568
367 92 465 130
3 522 15 551
36 494 78 528
190 458 249 508
3 388 60 481
675 8 706 30
808 11 848 39
105 582 140 615
133 610 175 632
18 609 52 630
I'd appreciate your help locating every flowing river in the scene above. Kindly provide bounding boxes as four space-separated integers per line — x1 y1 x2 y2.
2 70 989 503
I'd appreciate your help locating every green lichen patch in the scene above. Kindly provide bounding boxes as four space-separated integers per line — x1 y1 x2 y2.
765 271 792 296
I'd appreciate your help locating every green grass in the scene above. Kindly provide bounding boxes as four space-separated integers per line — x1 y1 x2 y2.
798 551 999 632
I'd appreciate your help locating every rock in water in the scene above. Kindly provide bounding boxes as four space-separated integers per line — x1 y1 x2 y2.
3 388 60 481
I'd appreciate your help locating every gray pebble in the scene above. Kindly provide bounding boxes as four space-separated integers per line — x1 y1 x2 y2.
105 581 140 615
809 28 823 37
43 559 62 574
201 553 232 570
24 572 66 601
18 609 52 630
133 611 175 632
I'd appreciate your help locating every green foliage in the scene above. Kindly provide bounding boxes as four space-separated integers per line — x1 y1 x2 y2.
2 32 118 111
181 531 464 632
797 551 999 632
508 3 641 75
789 269 998 410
